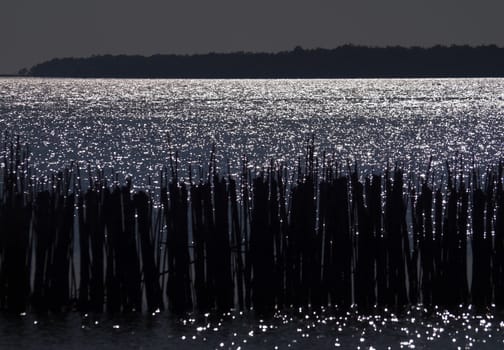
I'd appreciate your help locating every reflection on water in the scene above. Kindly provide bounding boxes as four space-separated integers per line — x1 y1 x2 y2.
2 307 504 349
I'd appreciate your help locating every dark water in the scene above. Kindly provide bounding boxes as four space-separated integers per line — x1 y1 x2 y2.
1 78 504 348
2 307 504 349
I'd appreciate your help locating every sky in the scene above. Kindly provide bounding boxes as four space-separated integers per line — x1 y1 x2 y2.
1 0 504 74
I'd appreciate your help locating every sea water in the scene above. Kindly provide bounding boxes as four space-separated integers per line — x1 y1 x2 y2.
1 78 504 349
1 78 503 185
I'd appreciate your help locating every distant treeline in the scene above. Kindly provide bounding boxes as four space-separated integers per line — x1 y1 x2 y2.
22 45 504 78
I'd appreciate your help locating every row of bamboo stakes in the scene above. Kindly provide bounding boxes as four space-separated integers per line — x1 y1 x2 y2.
1 138 504 314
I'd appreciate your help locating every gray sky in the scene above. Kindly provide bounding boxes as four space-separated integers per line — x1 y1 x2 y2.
1 0 504 74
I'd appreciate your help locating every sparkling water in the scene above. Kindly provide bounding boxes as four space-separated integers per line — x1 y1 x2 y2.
1 78 503 186
1 77 504 349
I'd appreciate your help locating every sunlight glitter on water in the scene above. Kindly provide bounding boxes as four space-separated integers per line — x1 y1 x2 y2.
137 306 504 349
3 306 504 349
1 78 503 188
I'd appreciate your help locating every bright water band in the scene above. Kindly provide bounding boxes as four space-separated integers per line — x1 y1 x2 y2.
1 78 504 188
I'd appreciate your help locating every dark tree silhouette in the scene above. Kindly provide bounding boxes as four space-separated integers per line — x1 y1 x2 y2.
24 45 504 78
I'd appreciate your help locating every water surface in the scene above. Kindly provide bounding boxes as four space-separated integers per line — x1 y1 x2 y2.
1 78 504 349
1 78 503 186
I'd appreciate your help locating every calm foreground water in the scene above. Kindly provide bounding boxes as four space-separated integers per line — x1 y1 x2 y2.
1 78 504 348
2 307 504 349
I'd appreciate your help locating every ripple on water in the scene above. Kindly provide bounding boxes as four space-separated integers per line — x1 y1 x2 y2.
2 306 504 349
1 78 503 188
